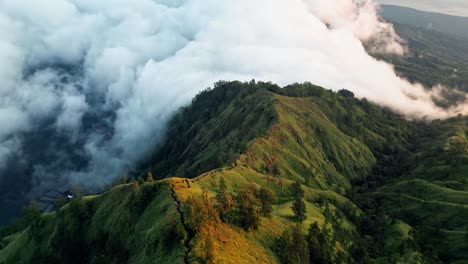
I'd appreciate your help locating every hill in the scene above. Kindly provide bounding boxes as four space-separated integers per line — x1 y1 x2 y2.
370 117 468 262
0 82 467 263
381 5 468 40
374 5 468 107
1 3 467 229
388 23 468 93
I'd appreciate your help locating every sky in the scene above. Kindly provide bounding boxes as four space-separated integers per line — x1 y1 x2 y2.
378 0 468 17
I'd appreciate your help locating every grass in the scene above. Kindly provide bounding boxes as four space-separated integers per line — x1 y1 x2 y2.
0 182 187 264
0 82 466 263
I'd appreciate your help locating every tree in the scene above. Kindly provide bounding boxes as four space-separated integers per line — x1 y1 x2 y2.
132 180 140 192
292 197 307 222
278 224 309 264
22 201 41 224
147 171 154 183
338 89 355 98
120 175 128 184
239 141 248 153
291 181 307 222
236 184 261 230
215 177 236 221
291 180 305 199
55 195 67 210
257 187 277 217
185 189 219 232
138 176 145 185
307 222 333 264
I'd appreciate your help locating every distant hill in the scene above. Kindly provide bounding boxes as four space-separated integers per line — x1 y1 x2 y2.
381 4 468 40
1 82 466 263
371 22 468 98
373 5 468 106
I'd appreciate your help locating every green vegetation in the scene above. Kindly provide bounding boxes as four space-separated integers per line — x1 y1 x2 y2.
291 181 307 222
0 182 187 264
277 224 309 264
146 80 277 179
1 81 466 263
381 5 468 41
367 117 468 263
371 22 468 107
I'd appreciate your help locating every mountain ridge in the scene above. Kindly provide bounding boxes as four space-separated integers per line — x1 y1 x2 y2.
1 81 466 263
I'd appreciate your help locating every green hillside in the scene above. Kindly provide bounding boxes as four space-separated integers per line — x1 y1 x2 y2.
381 5 468 41
371 117 468 263
0 182 187 264
383 23 468 92
0 82 466 263
370 21 468 106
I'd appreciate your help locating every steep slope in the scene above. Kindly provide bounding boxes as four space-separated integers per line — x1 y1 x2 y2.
372 117 468 262
149 82 414 190
0 182 187 264
0 82 466 264
146 81 277 179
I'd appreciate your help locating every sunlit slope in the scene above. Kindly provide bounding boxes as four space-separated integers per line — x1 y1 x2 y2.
169 170 359 263
1 82 465 263
240 94 375 192
146 81 277 179
149 82 414 190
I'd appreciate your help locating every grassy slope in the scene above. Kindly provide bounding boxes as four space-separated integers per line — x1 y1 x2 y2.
0 183 187 264
146 81 277 179
172 168 354 263
154 86 380 263
370 14 468 259
0 83 466 263
0 83 381 263
242 94 375 191
160 85 435 263
374 117 468 262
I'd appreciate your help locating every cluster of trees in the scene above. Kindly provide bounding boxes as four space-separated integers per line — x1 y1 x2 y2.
185 189 220 232
278 198 364 264
278 183 374 264
185 177 277 232
185 177 307 235
277 221 338 264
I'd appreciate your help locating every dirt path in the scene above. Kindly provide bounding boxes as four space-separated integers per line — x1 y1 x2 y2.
170 184 196 264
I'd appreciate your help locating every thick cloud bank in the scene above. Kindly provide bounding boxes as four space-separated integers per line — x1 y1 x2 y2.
0 0 467 206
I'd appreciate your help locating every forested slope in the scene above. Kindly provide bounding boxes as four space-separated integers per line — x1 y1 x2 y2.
0 82 466 264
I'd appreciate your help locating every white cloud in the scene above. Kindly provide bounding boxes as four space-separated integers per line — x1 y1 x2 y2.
55 88 87 131
0 0 466 190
